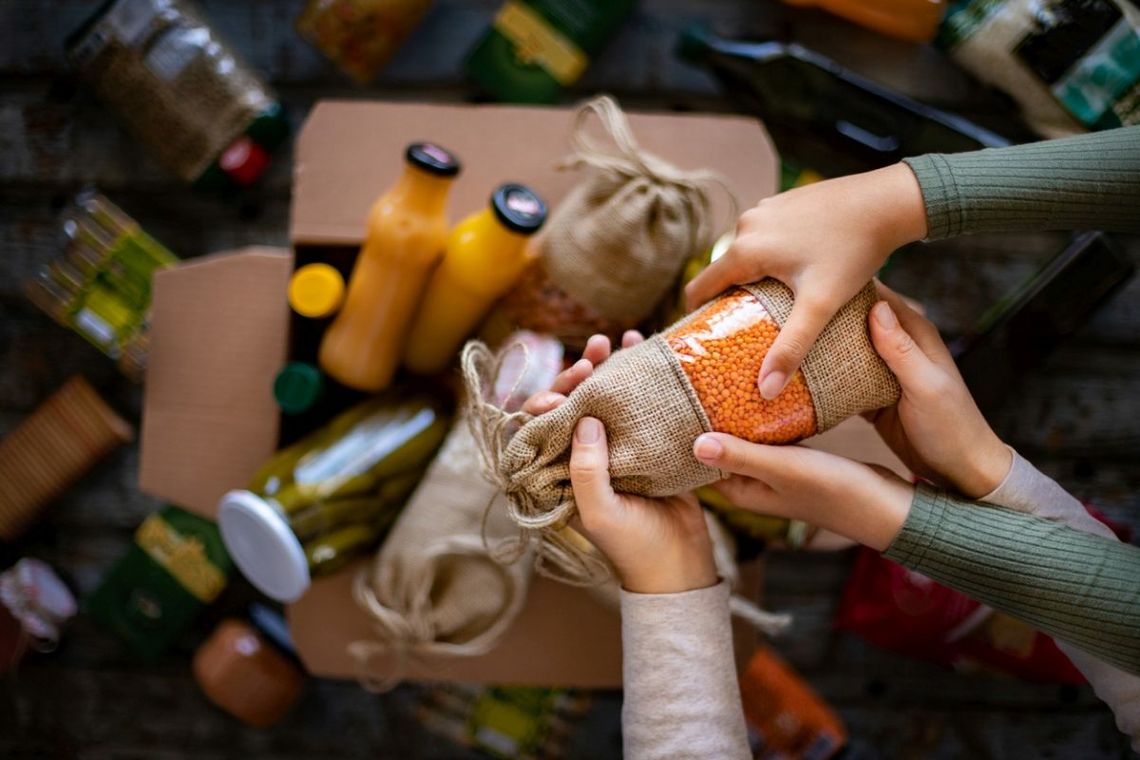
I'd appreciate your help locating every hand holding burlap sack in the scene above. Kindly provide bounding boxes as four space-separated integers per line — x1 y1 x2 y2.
349 334 562 690
498 95 736 347
463 280 900 581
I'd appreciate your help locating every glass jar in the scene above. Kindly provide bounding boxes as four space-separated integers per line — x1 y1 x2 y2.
193 617 305 727
218 391 450 602
0 559 77 675
66 0 288 189
296 0 436 84
24 191 178 381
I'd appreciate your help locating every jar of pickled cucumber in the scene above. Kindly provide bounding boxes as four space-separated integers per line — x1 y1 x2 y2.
218 391 450 602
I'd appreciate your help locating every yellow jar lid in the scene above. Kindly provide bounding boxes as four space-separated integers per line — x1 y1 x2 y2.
288 263 344 318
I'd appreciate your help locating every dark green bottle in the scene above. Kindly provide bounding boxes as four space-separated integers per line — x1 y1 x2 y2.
677 25 1010 170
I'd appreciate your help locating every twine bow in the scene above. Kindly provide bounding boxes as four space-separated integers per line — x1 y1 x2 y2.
349 534 529 692
560 94 740 257
461 341 613 586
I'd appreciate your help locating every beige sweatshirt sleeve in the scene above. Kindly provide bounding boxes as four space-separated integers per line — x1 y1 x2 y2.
981 449 1140 752
619 579 750 760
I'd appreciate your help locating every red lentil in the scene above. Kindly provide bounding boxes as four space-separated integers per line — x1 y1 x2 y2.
666 288 817 443
500 260 631 351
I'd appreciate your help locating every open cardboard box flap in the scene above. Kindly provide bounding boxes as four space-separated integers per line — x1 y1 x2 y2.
139 99 908 686
290 99 779 245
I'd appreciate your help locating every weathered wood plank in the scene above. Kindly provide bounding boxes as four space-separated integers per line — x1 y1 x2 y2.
0 0 984 100
2 1 1137 757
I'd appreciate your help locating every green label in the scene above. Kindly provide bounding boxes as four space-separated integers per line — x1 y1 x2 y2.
1052 19 1140 128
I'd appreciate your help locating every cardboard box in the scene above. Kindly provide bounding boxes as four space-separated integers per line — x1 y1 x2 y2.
139 100 908 686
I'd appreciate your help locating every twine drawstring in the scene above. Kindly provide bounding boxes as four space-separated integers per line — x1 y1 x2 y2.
350 534 530 692
560 95 739 257
461 341 615 586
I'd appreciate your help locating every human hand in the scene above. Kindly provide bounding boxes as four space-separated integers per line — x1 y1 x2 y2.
685 163 927 399
865 282 1011 499
522 332 718 595
692 435 914 552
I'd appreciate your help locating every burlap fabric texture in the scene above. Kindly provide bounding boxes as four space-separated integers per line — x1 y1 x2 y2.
537 94 736 325
462 278 899 582
349 337 563 690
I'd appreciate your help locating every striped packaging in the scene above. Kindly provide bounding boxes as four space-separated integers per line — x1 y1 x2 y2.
0 377 134 540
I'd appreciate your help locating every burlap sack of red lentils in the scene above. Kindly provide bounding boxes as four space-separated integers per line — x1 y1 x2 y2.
462 278 899 583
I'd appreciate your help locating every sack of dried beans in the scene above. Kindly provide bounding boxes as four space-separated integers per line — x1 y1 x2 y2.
463 280 899 578
494 95 735 350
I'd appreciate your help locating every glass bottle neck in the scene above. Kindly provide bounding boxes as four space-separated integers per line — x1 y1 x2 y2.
477 208 530 254
388 165 454 215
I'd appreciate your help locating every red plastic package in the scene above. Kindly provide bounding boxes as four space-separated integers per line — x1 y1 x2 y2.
835 505 1130 683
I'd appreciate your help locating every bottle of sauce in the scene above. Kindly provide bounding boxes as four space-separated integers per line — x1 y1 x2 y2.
319 143 460 391
193 615 305 728
404 184 548 375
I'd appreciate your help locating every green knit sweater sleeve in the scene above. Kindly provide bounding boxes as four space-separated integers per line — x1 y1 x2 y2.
902 126 1140 240
884 483 1140 676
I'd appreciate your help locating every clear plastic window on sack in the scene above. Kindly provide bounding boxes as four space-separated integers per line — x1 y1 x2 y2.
666 287 817 443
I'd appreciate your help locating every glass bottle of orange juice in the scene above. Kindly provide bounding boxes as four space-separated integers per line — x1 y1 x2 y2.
318 143 460 391
404 183 547 375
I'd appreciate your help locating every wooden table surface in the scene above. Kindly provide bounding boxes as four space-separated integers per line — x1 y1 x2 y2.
1 1 1137 757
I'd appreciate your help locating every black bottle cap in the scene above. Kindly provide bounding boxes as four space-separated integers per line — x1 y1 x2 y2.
490 184 548 235
405 143 461 177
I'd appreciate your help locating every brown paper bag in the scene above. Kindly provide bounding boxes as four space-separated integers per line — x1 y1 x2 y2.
463 280 899 581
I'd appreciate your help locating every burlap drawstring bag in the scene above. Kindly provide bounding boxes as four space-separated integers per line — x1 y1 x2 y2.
463 279 900 581
498 94 737 347
349 335 562 690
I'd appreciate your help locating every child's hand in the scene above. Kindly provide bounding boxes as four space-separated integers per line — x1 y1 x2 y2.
521 332 718 595
865 282 1011 499
569 417 718 594
685 163 927 399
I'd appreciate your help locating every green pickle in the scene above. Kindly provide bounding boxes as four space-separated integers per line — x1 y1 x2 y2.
219 391 451 602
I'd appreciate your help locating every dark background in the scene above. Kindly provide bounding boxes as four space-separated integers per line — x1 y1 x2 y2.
1 1 1138 757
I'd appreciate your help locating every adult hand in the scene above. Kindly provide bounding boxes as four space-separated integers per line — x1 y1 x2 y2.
521 332 718 594
692 435 914 552
685 163 928 399
865 282 1011 499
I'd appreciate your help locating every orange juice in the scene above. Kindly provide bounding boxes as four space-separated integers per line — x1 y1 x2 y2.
404 184 547 375
318 143 460 391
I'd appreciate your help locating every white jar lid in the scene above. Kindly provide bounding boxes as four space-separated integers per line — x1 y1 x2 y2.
218 490 310 603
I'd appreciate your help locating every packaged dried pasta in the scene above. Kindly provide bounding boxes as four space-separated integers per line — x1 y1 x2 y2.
66 0 288 189
463 279 900 578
